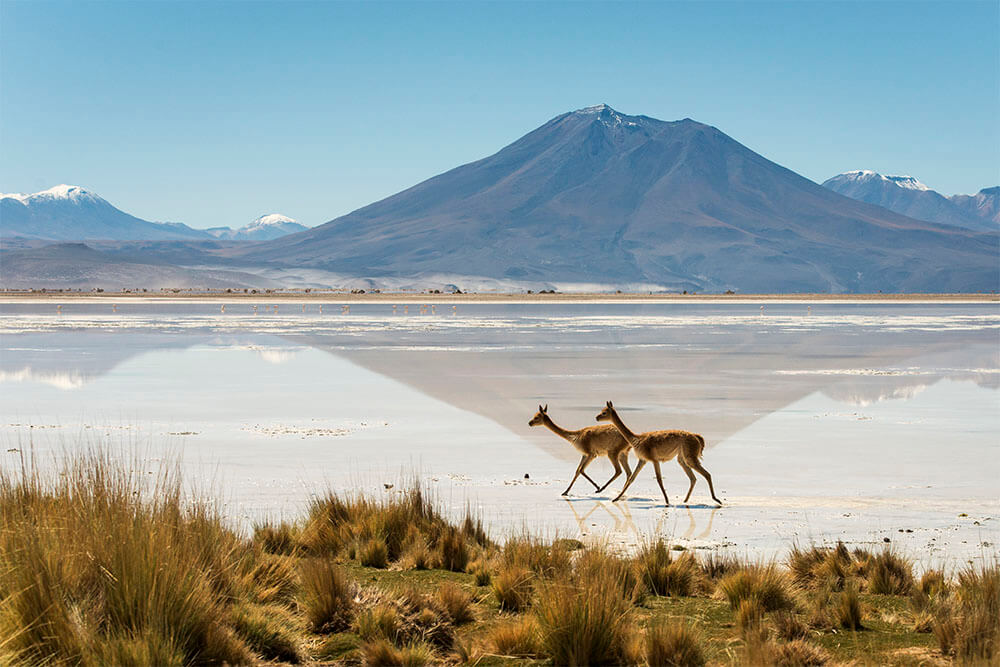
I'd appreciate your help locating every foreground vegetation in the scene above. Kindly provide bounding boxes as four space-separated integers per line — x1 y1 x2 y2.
1 452 997 665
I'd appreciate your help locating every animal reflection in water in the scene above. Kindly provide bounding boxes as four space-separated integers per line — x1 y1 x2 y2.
565 498 719 543
528 405 632 495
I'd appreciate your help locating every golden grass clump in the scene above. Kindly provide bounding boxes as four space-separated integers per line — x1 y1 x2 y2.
360 536 390 568
788 542 854 592
864 548 914 595
359 638 435 666
437 525 470 572
834 584 864 630
932 562 999 661
230 601 303 663
492 563 534 612
300 557 356 633
253 520 299 555
717 563 796 612
489 616 539 657
768 639 830 666
436 582 475 625
643 619 705 666
354 602 404 644
575 546 646 606
635 540 703 598
468 558 491 586
736 598 767 638
0 450 260 666
533 565 634 665
772 610 810 641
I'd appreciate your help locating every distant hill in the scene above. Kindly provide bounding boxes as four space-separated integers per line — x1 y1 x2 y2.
822 171 995 232
950 187 999 226
0 185 212 241
243 105 998 293
0 243 278 290
207 214 308 241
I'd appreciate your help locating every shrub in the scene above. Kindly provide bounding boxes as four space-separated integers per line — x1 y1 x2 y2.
437 583 475 625
489 616 539 657
492 563 534 612
645 619 705 666
360 537 390 568
717 564 796 612
300 558 355 633
534 567 634 665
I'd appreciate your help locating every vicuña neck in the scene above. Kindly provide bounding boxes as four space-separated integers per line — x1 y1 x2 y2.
607 409 639 444
542 414 577 442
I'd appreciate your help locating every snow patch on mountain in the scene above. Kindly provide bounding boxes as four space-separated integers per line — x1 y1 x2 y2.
836 170 929 191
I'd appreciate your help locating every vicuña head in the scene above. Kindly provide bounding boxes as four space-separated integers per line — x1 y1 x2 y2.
528 404 549 427
595 400 616 422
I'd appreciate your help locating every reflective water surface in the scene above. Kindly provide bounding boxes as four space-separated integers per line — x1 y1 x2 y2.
2 301 998 565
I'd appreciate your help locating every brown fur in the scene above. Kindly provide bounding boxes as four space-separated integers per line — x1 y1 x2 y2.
529 405 633 496
595 401 722 506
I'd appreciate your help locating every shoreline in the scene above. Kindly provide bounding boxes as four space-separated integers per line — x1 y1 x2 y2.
1 291 997 304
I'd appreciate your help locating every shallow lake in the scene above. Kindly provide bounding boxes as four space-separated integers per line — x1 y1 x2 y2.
2 300 998 566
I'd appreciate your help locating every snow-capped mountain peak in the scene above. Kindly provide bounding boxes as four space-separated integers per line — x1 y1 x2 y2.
836 170 929 191
248 213 297 228
2 184 104 204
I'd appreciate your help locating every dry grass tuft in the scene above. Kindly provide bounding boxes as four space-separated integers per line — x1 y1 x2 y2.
489 616 539 657
253 520 299 555
769 639 830 666
230 601 303 662
0 450 259 666
772 610 810 641
644 619 706 666
737 598 766 638
492 563 534 612
932 562 999 661
469 558 491 586
360 536 390 568
437 525 470 572
533 565 634 665
717 563 796 612
834 584 864 630
865 548 914 595
300 557 356 633
359 638 435 666
436 582 475 625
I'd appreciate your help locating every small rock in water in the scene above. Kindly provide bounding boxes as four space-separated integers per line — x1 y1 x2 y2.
883 537 891 543
383 483 394 490
523 473 530 479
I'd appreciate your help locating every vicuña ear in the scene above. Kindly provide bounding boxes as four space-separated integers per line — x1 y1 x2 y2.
606 400 613 408
538 404 543 412
542 404 548 412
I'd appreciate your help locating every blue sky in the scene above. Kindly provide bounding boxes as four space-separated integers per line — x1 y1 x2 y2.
2 1 997 229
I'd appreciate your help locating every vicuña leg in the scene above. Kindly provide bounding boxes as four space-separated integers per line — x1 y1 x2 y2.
652 460 670 506
597 453 623 492
690 460 722 505
562 454 597 496
612 459 646 502
619 451 632 479
680 462 697 503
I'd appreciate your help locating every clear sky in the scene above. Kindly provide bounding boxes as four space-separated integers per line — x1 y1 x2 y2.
1 1 997 229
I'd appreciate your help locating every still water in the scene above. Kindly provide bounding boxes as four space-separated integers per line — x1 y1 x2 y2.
2 301 997 565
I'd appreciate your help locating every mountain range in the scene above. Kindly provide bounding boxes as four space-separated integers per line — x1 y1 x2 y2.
0 185 306 242
239 104 998 293
822 171 997 232
3 106 998 292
